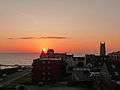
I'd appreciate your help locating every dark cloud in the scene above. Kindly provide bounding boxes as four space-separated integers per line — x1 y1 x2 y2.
40 37 67 39
19 37 35 39
8 36 67 40
8 38 14 39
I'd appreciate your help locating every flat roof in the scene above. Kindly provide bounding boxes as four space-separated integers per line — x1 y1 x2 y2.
39 57 61 60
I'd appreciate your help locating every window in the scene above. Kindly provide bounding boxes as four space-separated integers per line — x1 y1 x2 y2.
42 72 46 75
115 72 119 76
42 61 46 64
47 61 50 64
42 67 45 70
48 78 50 80
43 77 45 80
47 66 51 70
48 72 51 75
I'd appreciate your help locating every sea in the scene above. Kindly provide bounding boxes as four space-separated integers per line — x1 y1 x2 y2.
0 53 40 65
0 53 84 65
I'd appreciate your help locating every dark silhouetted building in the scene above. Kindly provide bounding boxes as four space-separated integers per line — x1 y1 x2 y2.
73 57 85 67
100 42 106 56
108 51 120 61
32 49 66 82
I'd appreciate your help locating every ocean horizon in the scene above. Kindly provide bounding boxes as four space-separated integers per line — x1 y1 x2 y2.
0 53 86 65
0 53 40 65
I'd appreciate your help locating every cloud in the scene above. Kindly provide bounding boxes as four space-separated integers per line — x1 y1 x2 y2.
8 36 67 40
39 37 66 39
19 37 35 39
8 38 14 39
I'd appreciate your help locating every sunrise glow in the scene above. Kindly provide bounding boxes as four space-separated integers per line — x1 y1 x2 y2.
0 0 120 54
42 48 47 52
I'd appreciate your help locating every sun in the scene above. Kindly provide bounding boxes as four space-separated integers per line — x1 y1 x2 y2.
42 48 47 52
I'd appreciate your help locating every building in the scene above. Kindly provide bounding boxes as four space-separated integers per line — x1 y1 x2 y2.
73 57 85 67
32 49 66 82
85 54 109 67
108 51 120 61
100 42 106 56
104 51 120 90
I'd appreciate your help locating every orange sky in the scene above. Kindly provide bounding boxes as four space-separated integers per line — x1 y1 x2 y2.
0 0 120 54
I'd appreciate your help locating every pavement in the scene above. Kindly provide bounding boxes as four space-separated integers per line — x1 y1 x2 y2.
0 69 30 87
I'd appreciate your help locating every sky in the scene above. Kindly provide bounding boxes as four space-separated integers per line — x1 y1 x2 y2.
0 0 120 55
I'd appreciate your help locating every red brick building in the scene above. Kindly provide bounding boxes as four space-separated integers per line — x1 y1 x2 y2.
32 49 66 82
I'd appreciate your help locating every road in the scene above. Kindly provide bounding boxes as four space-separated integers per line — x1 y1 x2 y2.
26 86 92 90
72 70 90 81
0 69 30 87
